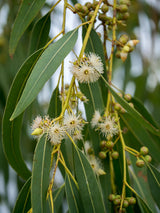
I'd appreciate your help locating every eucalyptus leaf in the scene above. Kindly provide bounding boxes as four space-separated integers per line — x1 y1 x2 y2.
11 29 78 120
9 0 45 55
53 184 65 213
74 147 106 213
13 177 31 213
31 134 52 213
29 12 51 54
2 49 42 180
48 86 61 118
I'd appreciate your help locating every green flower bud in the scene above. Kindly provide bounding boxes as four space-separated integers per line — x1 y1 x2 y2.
114 103 121 111
128 197 136 205
123 199 129 208
122 12 130 20
113 198 121 205
98 13 108 22
136 159 145 168
140 146 149 155
101 4 109 13
108 194 116 201
111 151 119 159
124 93 132 101
75 3 82 12
144 155 152 163
92 1 99 10
99 151 107 159
100 140 107 150
106 141 114 150
85 2 92 10
118 4 128 13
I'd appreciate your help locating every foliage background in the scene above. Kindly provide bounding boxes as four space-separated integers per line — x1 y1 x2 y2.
0 0 160 212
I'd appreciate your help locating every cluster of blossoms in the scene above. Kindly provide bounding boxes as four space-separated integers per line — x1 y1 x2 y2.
91 110 119 139
70 53 104 83
31 113 85 145
83 141 105 176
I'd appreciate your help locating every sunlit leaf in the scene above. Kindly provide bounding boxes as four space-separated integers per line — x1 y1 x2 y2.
11 29 78 121
31 134 52 213
13 177 31 213
74 147 106 213
2 49 42 180
9 0 45 55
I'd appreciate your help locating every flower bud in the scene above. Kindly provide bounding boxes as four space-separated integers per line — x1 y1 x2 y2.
92 1 99 10
140 146 149 156
119 0 131 6
31 128 43 136
119 34 129 44
123 199 129 208
124 93 132 101
99 151 107 159
136 159 145 168
113 198 121 205
75 3 82 12
128 197 136 205
106 141 114 150
85 2 92 10
114 103 121 111
120 51 128 62
100 140 107 150
144 155 152 163
112 151 119 159
129 102 134 108
87 11 94 20
98 13 108 22
101 4 109 13
108 194 116 201
118 4 128 13
122 12 130 20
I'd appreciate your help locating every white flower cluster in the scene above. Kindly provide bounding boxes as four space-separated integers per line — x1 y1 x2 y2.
31 114 85 145
71 53 104 83
84 141 105 176
91 110 119 139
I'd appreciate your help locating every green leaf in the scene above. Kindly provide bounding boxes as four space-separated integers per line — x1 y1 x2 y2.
147 164 160 209
2 49 42 179
13 177 31 213
74 147 106 213
11 29 78 121
9 0 45 55
31 134 52 213
103 81 160 135
48 86 61 118
53 184 65 213
121 113 160 162
29 12 51 54
65 174 84 213
129 155 157 213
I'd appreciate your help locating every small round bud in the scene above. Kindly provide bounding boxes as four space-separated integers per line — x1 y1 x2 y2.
136 159 145 168
99 151 107 159
140 146 149 156
100 140 107 150
114 103 121 111
113 198 121 205
124 94 132 101
129 102 134 108
85 2 92 10
98 13 108 22
123 45 130 53
106 141 114 150
92 1 99 10
87 11 94 20
144 155 152 163
82 6 89 15
111 151 119 159
75 3 82 12
122 12 130 20
118 4 128 13
120 107 126 113
119 0 131 6
123 199 129 208
128 197 136 205
108 194 116 201
119 34 129 44
101 4 109 13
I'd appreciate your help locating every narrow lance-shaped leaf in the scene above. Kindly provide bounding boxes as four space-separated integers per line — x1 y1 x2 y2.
147 164 160 209
74 147 106 213
103 81 160 135
52 184 65 213
11 29 78 121
9 0 45 55
31 134 52 213
29 12 51 54
65 174 84 213
13 177 31 213
2 49 42 180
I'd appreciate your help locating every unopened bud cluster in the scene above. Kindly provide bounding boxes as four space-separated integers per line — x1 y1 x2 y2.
108 194 136 212
136 146 152 168
99 140 119 160
114 93 133 113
